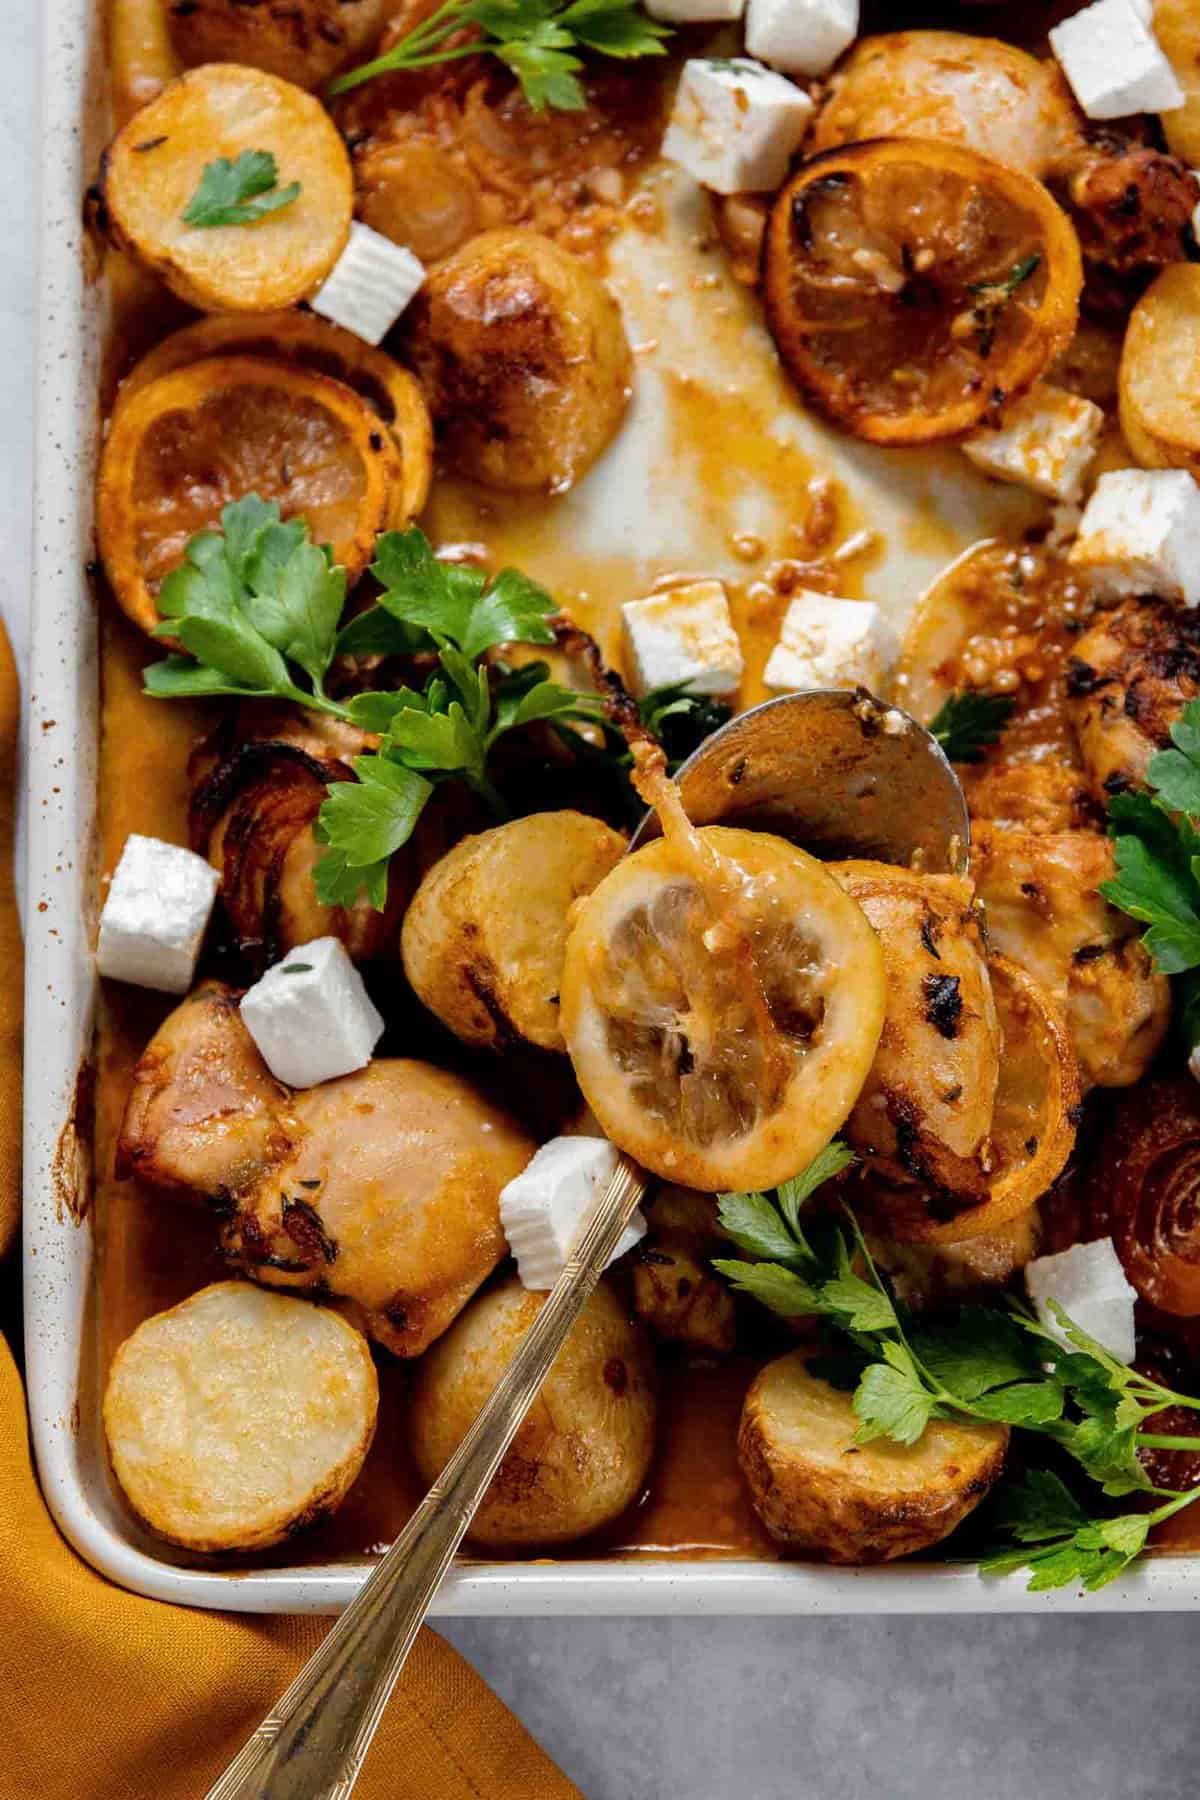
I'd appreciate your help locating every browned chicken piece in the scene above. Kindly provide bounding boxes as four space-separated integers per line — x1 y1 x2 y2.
403 228 632 493
116 980 294 1195
167 0 390 90
708 193 768 287
1063 144 1200 279
972 822 1170 1090
830 863 1000 1209
1064 597 1200 803
222 1060 533 1355
630 1185 735 1354
117 986 535 1355
867 1210 1041 1313
965 757 1097 836
345 64 664 268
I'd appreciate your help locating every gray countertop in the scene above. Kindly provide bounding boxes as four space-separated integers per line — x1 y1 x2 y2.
10 6 1195 1795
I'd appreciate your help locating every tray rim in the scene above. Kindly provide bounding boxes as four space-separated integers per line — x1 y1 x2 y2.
24 0 1200 1618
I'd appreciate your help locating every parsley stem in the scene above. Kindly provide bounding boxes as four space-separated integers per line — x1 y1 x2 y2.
467 770 508 818
281 684 354 723
1137 1434 1200 1452
328 0 471 94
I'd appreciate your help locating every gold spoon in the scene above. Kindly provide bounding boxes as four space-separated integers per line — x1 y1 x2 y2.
206 687 966 1800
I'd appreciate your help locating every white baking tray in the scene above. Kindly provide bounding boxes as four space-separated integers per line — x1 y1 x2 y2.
25 0 1200 1614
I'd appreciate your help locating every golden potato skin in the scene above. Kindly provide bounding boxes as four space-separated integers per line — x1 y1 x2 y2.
831 863 1000 1208
411 1275 657 1547
223 1061 535 1356
104 1281 378 1553
168 0 389 89
738 1352 1007 1564
401 812 626 1052
404 228 632 492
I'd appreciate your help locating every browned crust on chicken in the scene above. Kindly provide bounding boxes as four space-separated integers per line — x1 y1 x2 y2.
1065 597 1200 802
167 0 390 89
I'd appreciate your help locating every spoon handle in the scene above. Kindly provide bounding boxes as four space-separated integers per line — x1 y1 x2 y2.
204 1153 648 1800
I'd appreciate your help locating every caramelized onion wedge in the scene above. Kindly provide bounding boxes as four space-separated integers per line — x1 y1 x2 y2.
1120 265 1200 477
738 1351 1007 1562
559 825 886 1193
763 140 1082 445
1099 1076 1200 1316
104 1282 377 1553
100 63 353 313
115 312 433 523
888 955 1080 1244
97 354 400 636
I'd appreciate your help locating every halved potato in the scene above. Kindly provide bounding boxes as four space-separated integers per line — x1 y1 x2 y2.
763 140 1082 445
104 1281 378 1552
1155 0 1200 167
560 826 886 1193
410 1274 657 1548
404 228 633 492
100 63 353 313
116 312 433 523
168 0 389 90
1120 264 1200 476
737 1350 1007 1563
401 812 627 1053
97 355 400 635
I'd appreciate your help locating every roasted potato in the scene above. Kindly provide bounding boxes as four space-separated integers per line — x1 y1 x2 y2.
830 863 1000 1208
1155 0 1200 168
168 0 389 90
1120 265 1200 476
222 1060 535 1356
410 1274 657 1547
401 812 626 1053
403 228 633 492
100 63 353 313
104 1281 378 1552
737 1351 1007 1563
972 823 1170 1090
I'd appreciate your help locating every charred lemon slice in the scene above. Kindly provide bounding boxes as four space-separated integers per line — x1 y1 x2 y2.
116 312 432 523
871 955 1080 1244
97 354 400 635
100 63 353 313
1120 265 1200 477
763 140 1082 445
559 826 886 1193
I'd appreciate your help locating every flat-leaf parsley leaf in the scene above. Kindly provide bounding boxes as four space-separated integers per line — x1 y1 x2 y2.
182 151 301 228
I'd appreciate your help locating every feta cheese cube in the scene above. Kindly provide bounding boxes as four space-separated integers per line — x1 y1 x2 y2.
310 221 425 347
646 0 743 20
1025 1238 1137 1365
762 591 897 694
662 59 814 196
239 936 384 1089
500 1137 647 1291
622 579 744 695
745 0 857 76
97 834 219 995
1068 467 1200 605
963 382 1104 503
1049 0 1184 120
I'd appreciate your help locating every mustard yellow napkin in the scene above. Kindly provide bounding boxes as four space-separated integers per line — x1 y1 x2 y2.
0 620 579 1799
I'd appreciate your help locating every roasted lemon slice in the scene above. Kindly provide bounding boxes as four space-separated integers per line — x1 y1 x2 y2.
559 825 886 1193
97 354 401 635
116 312 432 523
763 140 1082 445
1120 265 1200 477
100 63 353 313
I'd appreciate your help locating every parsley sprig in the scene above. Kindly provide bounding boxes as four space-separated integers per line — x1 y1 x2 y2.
713 1147 1200 1592
144 498 602 908
182 151 301 228
327 0 670 112
1101 698 1200 984
927 690 1015 764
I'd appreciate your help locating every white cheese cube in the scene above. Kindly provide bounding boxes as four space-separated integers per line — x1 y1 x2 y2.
97 834 219 995
1025 1238 1137 1365
662 59 814 196
500 1136 646 1292
310 221 425 347
745 0 857 76
646 0 743 20
963 382 1104 504
762 591 897 694
622 579 744 696
1049 0 1184 120
1068 468 1200 605
239 936 384 1089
